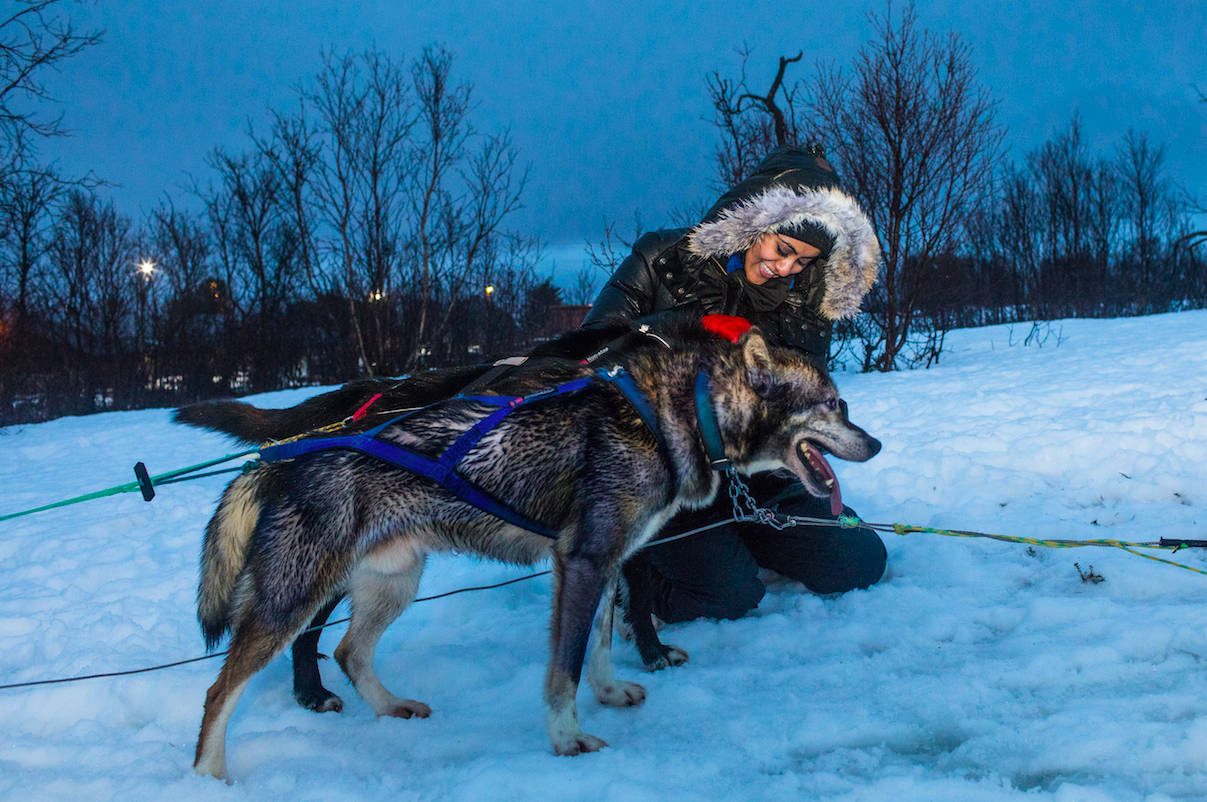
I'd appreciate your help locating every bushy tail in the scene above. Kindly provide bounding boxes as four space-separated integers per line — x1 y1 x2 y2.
171 373 468 445
197 470 263 649
172 398 332 445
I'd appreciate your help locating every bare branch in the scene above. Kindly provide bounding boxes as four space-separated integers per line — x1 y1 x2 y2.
0 0 102 172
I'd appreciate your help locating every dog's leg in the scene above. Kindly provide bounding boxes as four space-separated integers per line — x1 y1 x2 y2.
291 594 345 713
587 582 646 707
334 555 431 719
544 552 611 756
195 618 295 781
621 554 689 671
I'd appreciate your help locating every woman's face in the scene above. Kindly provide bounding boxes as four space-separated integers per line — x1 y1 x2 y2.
742 233 821 286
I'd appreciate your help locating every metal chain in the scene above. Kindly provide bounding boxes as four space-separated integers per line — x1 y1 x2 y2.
725 468 839 531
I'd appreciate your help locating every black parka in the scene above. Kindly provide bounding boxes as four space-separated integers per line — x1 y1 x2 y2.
582 145 882 363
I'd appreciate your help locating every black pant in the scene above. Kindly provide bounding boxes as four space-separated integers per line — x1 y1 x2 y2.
645 472 887 623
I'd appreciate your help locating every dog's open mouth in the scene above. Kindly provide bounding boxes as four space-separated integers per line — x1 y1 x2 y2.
799 440 843 516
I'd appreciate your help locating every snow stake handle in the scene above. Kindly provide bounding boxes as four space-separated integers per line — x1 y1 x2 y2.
1159 538 1207 551
134 462 155 502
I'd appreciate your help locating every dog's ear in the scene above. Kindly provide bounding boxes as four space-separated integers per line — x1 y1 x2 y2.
740 329 776 397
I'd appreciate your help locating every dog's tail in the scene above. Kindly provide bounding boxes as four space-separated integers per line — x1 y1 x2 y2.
172 382 391 444
173 400 283 445
197 469 263 649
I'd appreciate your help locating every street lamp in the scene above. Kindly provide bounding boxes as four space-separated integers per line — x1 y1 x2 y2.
133 259 162 366
483 285 497 351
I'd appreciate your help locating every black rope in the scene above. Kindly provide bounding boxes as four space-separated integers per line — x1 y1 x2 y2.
0 496 857 692
153 466 246 486
0 570 551 691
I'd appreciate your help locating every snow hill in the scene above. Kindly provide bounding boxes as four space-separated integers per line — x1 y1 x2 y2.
1 310 1205 802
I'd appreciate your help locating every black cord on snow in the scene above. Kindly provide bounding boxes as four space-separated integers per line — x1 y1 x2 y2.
0 571 552 691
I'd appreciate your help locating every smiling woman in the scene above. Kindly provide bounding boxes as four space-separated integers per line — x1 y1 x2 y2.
742 233 821 286
579 143 885 645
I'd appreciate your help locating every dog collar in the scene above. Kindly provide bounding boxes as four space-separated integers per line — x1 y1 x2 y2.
694 372 731 472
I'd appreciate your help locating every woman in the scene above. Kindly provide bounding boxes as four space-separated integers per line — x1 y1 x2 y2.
582 144 886 624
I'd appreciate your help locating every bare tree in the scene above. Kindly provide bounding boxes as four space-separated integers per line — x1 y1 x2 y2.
406 46 468 366
0 0 100 180
258 103 321 303
565 266 597 306
301 49 417 376
42 189 140 411
1085 158 1119 309
3 42 537 419
1174 84 1206 255
1025 116 1110 314
996 163 1042 313
424 126 531 363
201 147 304 390
0 163 58 321
146 201 226 399
1116 129 1172 310
706 49 804 191
0 164 59 412
811 2 1005 370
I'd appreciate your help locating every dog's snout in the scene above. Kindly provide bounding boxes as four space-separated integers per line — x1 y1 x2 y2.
867 435 882 458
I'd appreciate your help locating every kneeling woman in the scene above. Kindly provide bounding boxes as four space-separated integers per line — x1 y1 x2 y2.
582 144 885 624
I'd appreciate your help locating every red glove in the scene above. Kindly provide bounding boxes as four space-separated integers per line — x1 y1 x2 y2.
701 314 752 343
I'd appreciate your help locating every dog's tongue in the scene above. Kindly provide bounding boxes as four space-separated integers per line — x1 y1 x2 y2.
799 441 843 516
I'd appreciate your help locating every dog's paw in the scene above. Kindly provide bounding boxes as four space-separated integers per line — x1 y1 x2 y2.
386 699 431 719
295 687 344 713
644 644 689 672
594 679 646 708
552 732 609 756
193 753 229 782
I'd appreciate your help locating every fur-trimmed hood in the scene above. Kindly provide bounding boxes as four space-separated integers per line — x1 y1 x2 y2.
684 147 881 321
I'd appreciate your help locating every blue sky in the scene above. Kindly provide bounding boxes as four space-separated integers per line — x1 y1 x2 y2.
39 0 1207 264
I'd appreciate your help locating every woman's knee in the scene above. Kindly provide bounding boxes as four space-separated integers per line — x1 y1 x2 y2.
804 527 887 595
646 532 765 622
742 508 888 595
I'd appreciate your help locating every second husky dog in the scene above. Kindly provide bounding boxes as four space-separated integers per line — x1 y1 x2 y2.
188 318 880 780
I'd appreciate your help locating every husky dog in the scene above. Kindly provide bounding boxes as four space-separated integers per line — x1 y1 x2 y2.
176 327 640 714
184 318 880 780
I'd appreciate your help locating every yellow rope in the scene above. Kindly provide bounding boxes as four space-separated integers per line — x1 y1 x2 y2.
881 522 1207 577
263 404 433 448
267 418 352 446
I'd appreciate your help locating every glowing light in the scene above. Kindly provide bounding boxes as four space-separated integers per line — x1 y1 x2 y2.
485 285 495 296
136 259 157 278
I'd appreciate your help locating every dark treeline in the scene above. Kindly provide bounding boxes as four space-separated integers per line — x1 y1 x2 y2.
872 114 1206 369
959 118 1203 322
1 44 568 424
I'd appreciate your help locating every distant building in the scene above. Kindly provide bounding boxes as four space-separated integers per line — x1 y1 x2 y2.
537 304 591 341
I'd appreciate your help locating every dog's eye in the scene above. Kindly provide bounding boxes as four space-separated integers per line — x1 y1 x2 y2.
822 398 839 411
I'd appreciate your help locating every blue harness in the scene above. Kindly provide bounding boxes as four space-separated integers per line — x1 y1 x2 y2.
258 368 669 539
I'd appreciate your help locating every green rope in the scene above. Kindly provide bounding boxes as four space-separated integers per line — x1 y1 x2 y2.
0 449 259 523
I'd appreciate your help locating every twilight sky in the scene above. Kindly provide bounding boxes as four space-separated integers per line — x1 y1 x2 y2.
37 0 1207 267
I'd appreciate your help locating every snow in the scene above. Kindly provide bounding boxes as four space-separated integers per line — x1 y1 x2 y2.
1 310 1206 801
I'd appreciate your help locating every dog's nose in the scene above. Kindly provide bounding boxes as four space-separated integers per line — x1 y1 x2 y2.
867 436 882 457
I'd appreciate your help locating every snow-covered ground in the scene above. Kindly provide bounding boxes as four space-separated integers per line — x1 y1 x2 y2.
1 310 1205 802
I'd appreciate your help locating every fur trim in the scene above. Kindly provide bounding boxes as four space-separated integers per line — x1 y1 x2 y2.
684 186 881 321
